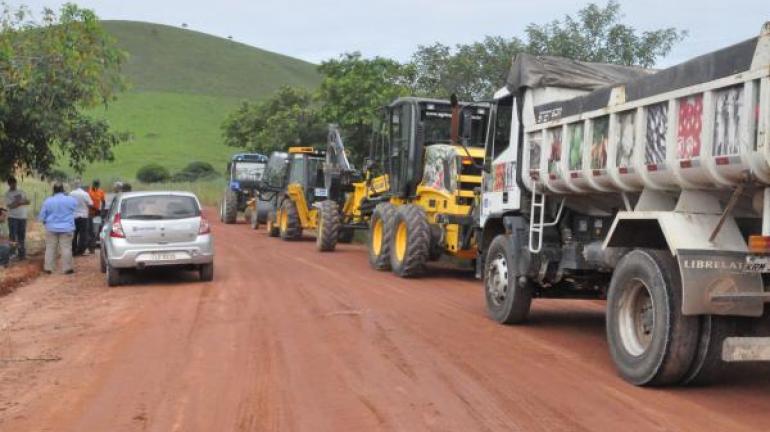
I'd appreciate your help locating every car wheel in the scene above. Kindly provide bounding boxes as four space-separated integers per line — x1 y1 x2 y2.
99 250 107 274
107 264 122 287
200 263 214 282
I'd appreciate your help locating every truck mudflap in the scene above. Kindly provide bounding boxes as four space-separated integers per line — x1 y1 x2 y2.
678 249 765 317
723 337 770 361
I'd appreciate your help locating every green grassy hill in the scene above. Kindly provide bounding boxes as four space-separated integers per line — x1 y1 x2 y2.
78 21 321 182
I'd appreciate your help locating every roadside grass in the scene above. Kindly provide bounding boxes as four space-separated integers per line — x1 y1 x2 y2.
136 180 223 207
81 91 239 181
19 177 223 210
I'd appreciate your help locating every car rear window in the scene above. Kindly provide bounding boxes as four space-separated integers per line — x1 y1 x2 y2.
121 195 200 220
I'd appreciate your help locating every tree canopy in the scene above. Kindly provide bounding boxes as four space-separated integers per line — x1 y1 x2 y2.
409 1 686 99
316 52 412 161
0 3 128 178
223 1 687 164
221 86 326 155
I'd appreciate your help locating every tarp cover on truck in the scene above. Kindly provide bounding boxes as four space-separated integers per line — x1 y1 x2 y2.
505 53 651 94
510 36 760 124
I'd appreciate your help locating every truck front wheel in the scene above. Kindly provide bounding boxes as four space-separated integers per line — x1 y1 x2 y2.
606 249 699 386
484 235 532 324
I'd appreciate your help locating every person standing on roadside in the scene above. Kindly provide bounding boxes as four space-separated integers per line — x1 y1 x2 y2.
0 207 14 268
69 182 93 256
87 179 105 253
4 176 30 260
39 182 77 275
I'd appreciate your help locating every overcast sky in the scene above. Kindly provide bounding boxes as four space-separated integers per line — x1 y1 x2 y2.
11 0 770 66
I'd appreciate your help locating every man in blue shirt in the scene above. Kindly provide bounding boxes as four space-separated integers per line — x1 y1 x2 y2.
38 183 77 274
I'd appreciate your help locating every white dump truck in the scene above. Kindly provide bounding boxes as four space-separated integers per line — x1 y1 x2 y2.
479 23 770 386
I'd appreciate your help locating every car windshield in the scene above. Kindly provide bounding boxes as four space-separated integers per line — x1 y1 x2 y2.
121 195 200 220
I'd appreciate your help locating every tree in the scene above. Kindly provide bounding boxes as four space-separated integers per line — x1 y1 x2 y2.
411 36 525 100
409 1 686 99
316 52 413 163
221 86 326 155
525 1 686 67
0 4 128 178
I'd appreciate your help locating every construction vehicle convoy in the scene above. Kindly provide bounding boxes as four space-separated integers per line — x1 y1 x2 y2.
477 23 770 386
257 97 490 278
219 152 269 225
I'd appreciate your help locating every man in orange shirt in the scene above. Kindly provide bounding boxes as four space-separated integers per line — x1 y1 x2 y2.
87 179 105 253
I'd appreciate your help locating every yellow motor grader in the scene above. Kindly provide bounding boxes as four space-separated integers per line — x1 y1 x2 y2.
362 96 489 277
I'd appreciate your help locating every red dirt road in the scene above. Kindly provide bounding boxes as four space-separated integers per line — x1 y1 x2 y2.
2 212 770 431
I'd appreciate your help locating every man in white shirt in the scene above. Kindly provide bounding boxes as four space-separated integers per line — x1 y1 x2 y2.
69 183 94 256
5 177 29 260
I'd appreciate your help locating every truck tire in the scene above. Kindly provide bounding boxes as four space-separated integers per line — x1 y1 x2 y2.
606 249 699 386
266 211 280 237
279 199 301 240
484 234 533 324
338 228 355 244
317 200 340 252
390 205 430 277
368 203 396 270
223 189 238 224
249 206 260 230
680 315 736 386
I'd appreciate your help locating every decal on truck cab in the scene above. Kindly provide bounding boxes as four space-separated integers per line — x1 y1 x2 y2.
492 161 517 192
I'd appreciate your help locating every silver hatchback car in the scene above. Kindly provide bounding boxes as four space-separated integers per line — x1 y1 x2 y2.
100 191 214 286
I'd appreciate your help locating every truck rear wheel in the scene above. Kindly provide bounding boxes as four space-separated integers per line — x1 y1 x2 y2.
390 205 430 277
368 203 395 270
279 199 301 240
606 249 699 386
266 211 280 237
680 315 736 385
317 200 340 252
484 234 532 324
223 189 238 224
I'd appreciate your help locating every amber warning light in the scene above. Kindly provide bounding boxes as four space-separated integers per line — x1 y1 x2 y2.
749 235 770 253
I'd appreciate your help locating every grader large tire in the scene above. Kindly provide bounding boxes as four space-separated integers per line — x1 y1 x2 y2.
222 189 238 224
606 249 700 386
316 200 341 252
279 199 302 240
368 203 396 270
266 211 280 237
390 205 430 278
484 234 533 324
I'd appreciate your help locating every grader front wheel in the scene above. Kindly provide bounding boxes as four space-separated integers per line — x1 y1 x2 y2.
389 204 430 278
368 203 396 270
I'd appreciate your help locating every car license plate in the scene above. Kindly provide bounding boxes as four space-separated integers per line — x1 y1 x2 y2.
152 252 177 261
745 256 770 273
314 187 327 197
